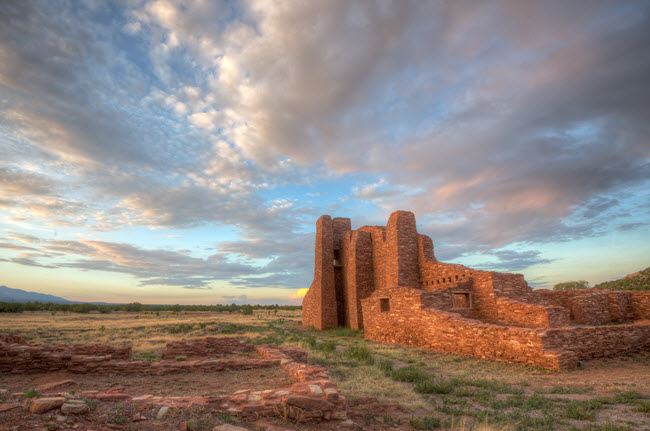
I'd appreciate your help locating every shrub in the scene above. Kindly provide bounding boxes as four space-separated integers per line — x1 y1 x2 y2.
87 400 98 411
109 414 128 425
24 388 40 399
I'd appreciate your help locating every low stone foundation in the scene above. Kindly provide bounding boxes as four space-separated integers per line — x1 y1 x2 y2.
0 335 275 375
0 335 347 422
162 336 254 359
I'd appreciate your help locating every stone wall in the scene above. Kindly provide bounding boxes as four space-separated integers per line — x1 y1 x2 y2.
544 323 650 360
0 335 277 375
631 291 650 319
341 230 374 329
7 338 348 423
493 297 570 329
361 287 650 370
535 289 649 324
0 334 133 360
0 335 133 374
61 344 132 360
470 271 569 328
361 287 570 369
302 215 337 329
162 337 253 359
419 261 473 290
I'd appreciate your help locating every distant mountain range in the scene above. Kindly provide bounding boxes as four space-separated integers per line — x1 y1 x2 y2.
0 285 74 303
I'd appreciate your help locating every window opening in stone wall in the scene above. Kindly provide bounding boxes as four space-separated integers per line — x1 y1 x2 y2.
380 298 390 313
455 275 458 280
453 293 472 308
333 250 341 266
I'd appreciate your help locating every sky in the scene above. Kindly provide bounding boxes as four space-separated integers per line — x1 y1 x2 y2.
1 0 649 305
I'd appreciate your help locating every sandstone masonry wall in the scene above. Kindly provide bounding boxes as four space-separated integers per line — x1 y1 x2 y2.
362 287 650 370
631 291 650 319
341 230 374 329
361 287 570 369
543 324 650 360
535 289 649 324
302 215 337 329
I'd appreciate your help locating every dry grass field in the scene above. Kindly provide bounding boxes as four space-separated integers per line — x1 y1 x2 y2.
1 310 649 431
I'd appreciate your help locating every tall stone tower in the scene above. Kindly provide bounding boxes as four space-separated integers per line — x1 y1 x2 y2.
302 210 426 329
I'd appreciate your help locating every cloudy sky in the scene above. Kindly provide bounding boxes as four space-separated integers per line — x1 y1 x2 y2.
1 0 649 305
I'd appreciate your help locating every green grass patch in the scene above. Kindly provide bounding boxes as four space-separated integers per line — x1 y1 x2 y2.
458 377 524 394
575 423 634 431
343 345 375 365
547 384 593 394
414 376 457 395
314 340 337 352
390 365 428 382
376 358 394 375
409 416 441 430
634 399 650 414
323 327 364 338
613 390 646 404
220 323 250 334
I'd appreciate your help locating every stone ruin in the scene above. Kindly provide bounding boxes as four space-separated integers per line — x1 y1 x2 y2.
302 210 650 370
0 334 346 422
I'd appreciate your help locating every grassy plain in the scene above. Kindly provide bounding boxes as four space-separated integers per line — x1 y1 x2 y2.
1 310 649 431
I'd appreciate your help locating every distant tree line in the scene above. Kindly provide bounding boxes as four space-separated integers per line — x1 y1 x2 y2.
0 301 301 314
552 280 589 291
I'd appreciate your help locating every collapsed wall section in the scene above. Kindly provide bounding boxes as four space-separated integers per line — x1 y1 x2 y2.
472 271 570 328
535 289 650 325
